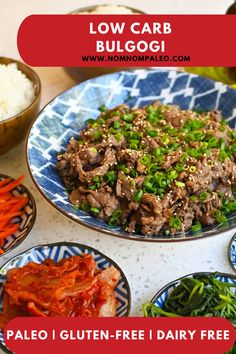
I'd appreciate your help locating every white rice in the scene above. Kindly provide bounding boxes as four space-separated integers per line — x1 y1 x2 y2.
80 5 136 14
0 63 35 121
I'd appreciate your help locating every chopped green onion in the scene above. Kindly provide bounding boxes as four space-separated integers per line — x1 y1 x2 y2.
129 139 140 150
212 210 227 223
112 209 122 219
193 131 203 141
140 155 151 166
99 104 107 112
230 143 236 154
117 164 130 174
219 151 228 161
92 176 100 183
167 170 178 180
175 163 184 173
184 119 205 131
155 174 167 187
104 171 117 184
108 217 119 226
199 192 209 201
169 216 181 229
147 164 159 174
190 195 198 202
93 131 102 140
86 118 95 124
175 181 185 188
90 207 100 214
189 165 197 173
147 130 158 138
113 121 121 129
130 170 138 178
153 148 162 157
186 147 201 158
225 201 236 212
191 221 202 232
88 185 97 191
133 189 143 203
161 136 170 145
122 113 133 122
208 137 218 148
97 118 105 125
114 133 122 141
81 201 90 212
124 123 132 130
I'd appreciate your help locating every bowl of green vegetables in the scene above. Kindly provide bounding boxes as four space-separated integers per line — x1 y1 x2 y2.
143 272 236 327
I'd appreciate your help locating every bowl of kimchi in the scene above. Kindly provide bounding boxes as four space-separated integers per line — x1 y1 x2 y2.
0 242 131 352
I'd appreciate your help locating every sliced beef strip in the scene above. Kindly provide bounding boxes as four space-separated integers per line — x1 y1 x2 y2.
79 147 101 165
105 115 120 128
56 153 77 188
162 106 188 128
162 151 181 170
116 150 141 168
66 138 79 153
141 194 163 215
209 110 222 122
140 215 167 236
72 148 116 182
99 135 126 149
75 186 120 219
174 200 194 232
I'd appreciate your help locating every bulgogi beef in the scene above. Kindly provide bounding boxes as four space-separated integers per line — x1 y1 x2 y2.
56 102 236 236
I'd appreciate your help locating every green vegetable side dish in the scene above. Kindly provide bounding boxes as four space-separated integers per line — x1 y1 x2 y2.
56 102 236 237
143 273 236 353
143 274 236 328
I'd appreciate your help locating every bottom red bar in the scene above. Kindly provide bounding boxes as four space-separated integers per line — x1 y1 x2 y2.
4 317 236 354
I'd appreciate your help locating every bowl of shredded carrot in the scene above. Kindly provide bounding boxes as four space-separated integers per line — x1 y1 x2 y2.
0 174 36 256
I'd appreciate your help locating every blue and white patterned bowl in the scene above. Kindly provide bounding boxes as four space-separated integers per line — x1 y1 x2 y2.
228 234 236 272
0 174 36 257
0 242 131 353
150 272 236 313
26 69 236 241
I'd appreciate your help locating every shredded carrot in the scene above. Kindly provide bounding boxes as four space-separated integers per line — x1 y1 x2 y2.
0 178 11 188
0 176 24 194
0 176 28 253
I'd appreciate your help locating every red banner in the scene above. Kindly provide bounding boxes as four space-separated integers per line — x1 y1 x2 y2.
4 317 236 354
17 15 236 67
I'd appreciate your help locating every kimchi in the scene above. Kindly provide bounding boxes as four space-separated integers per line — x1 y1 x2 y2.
0 254 120 329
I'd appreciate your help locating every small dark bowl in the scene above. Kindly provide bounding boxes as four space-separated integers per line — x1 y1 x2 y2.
0 57 41 154
0 174 36 257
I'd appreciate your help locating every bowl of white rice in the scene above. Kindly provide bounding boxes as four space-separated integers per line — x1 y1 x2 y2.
64 4 145 81
0 57 41 154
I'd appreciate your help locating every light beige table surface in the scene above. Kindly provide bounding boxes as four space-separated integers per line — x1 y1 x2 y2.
0 1 234 353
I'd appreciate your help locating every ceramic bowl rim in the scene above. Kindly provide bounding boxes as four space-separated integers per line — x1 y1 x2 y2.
228 232 236 273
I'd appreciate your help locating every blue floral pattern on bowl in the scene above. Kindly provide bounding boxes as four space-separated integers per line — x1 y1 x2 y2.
0 242 131 353
26 69 236 241
228 234 236 272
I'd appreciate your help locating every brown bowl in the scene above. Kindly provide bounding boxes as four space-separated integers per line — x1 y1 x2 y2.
64 4 145 82
0 57 41 155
